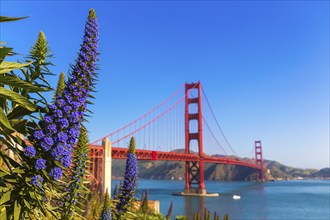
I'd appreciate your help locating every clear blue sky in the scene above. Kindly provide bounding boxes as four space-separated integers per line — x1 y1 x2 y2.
1 1 329 169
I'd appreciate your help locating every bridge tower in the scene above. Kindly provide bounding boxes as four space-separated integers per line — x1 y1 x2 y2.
255 140 265 181
184 82 206 194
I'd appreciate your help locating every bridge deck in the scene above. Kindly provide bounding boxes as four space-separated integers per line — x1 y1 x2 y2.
89 145 261 170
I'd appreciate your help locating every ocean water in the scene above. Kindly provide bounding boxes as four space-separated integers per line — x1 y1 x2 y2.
112 179 330 220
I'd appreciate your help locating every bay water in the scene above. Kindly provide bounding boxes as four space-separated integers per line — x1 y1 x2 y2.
112 179 330 219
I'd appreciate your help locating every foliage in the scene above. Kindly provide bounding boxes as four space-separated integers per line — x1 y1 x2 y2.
0 17 55 219
84 189 103 220
192 208 228 220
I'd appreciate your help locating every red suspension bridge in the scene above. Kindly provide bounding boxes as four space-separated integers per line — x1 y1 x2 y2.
88 82 265 195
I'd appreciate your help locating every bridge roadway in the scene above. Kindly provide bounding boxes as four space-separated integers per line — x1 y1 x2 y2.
89 144 261 170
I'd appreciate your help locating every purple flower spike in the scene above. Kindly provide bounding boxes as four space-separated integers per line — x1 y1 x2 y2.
27 9 99 185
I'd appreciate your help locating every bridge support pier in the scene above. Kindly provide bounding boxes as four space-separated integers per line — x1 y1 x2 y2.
102 138 112 194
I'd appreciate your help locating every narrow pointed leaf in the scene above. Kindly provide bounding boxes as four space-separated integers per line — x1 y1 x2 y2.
0 87 36 111
14 200 21 220
0 47 12 63
0 75 50 92
0 106 15 133
0 207 7 220
0 191 11 205
0 61 30 74
0 16 28 22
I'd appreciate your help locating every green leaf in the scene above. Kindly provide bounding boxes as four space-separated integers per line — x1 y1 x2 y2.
0 61 30 74
23 199 31 209
14 200 21 220
29 191 36 200
0 106 15 133
0 191 10 206
7 105 36 120
0 75 50 92
5 178 17 184
0 16 28 22
0 87 36 111
0 207 7 220
10 119 28 134
0 47 12 63
12 167 24 174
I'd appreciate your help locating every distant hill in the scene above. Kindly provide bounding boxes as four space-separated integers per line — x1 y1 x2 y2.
111 150 330 181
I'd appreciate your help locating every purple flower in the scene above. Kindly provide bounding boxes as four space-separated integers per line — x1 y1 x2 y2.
34 130 45 140
61 155 72 168
58 131 68 142
35 158 46 170
68 138 76 144
49 104 57 110
63 106 72 114
43 116 52 123
44 136 54 146
56 99 66 107
68 128 78 138
47 124 57 133
41 142 51 151
51 144 65 159
24 146 36 157
72 101 81 109
50 167 62 180
54 109 63 118
58 118 69 129
31 175 43 188
69 111 80 123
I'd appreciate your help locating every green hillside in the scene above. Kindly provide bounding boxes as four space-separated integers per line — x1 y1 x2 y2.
112 154 329 181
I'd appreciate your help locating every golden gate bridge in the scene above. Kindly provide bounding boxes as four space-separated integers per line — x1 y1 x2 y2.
88 82 264 195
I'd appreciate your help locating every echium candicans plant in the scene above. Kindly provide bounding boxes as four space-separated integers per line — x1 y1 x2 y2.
116 137 138 215
0 9 99 219
61 125 90 219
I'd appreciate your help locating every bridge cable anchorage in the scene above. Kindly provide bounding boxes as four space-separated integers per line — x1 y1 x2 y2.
201 86 239 158
89 83 185 145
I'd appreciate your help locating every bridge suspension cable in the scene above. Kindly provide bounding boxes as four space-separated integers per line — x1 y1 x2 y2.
202 116 228 156
89 84 185 145
112 94 186 145
201 87 239 157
